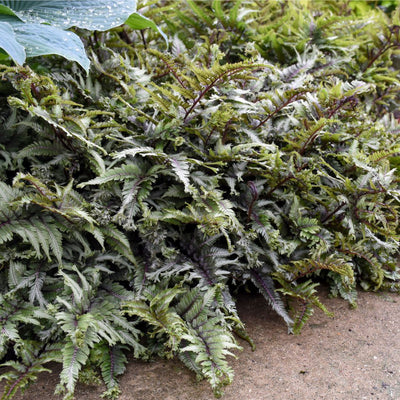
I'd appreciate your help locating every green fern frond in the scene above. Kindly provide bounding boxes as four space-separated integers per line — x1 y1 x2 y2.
186 0 214 27
96 343 127 399
0 298 42 357
0 342 60 400
123 285 186 351
17 140 66 159
175 286 240 397
180 316 238 397
291 300 315 335
281 256 355 284
100 225 137 266
0 211 63 263
166 155 194 193
79 163 143 186
275 279 333 334
59 341 90 395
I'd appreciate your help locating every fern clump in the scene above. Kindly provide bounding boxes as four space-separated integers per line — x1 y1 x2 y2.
1 1 400 399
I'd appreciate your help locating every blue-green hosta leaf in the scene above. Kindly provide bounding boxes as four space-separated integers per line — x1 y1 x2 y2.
0 13 22 23
13 23 90 71
0 21 25 64
0 1 50 12
0 0 137 30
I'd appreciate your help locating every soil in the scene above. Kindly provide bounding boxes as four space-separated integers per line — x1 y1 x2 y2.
1 287 400 400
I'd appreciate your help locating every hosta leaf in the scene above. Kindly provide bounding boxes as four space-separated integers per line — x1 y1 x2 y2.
0 0 139 69
0 0 137 30
13 23 90 71
0 21 25 64
0 1 50 12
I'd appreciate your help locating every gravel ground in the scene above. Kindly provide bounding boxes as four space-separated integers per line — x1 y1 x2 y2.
1 287 400 400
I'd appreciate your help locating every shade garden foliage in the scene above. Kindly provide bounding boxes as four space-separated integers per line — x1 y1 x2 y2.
1 0 400 398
